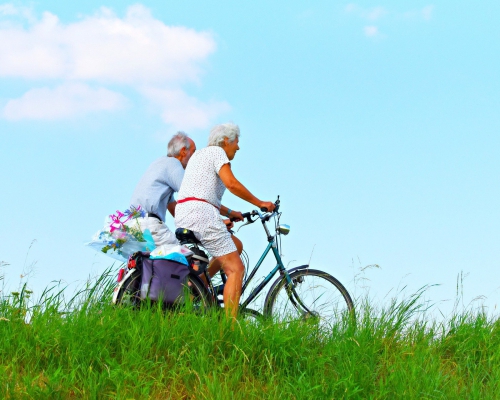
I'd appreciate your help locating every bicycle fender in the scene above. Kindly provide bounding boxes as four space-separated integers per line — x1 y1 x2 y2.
263 264 309 315
285 265 310 275
112 269 138 305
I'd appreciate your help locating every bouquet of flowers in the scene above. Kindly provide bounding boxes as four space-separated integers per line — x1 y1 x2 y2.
86 206 155 262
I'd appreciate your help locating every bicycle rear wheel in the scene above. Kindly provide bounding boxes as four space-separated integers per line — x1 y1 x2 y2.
264 268 354 330
114 270 212 312
183 275 214 312
114 270 141 308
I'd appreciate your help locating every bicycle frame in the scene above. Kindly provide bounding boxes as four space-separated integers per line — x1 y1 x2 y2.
239 240 289 310
211 206 314 315
112 198 354 321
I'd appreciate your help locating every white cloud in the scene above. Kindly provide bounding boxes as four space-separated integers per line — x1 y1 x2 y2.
346 4 434 38
3 83 128 120
366 7 387 21
0 3 35 21
140 87 231 131
421 5 434 21
0 4 228 127
415 5 434 21
364 26 380 37
345 4 387 21
0 3 17 15
402 5 435 21
0 5 216 84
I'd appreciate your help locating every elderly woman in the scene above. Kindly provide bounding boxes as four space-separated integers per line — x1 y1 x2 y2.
175 123 275 318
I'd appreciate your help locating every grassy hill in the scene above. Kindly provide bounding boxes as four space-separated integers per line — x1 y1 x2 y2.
1 271 499 399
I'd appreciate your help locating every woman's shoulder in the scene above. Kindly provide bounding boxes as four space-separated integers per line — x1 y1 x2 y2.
205 145 225 153
197 146 226 158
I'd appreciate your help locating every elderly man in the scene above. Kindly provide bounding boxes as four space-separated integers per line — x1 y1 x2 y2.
130 132 196 246
175 123 275 318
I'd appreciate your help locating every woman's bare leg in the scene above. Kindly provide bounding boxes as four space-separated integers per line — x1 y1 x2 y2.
211 250 245 319
208 235 242 277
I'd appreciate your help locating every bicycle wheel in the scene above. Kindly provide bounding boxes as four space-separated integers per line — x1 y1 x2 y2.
183 274 214 312
264 268 354 329
114 271 213 312
114 270 141 308
239 307 263 324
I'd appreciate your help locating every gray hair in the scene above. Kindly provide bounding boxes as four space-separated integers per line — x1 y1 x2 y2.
167 131 191 156
208 123 240 147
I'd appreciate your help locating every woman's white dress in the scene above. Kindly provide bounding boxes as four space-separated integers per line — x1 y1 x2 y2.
175 146 236 257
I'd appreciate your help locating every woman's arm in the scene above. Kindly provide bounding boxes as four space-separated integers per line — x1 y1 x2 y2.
219 205 243 221
218 164 275 211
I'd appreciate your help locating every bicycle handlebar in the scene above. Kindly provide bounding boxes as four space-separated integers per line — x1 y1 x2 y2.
232 197 280 230
229 212 251 222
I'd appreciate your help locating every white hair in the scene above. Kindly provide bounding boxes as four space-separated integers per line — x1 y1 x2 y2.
167 131 191 156
208 123 240 147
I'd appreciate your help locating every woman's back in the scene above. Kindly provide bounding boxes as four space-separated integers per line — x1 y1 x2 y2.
178 146 230 208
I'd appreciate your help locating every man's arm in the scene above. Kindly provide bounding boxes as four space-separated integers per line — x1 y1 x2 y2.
165 158 185 192
163 158 184 218
167 201 176 217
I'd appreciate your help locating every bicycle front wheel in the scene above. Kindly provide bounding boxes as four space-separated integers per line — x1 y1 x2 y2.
264 268 354 329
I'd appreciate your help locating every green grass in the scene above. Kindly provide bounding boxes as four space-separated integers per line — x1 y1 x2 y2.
1 271 500 399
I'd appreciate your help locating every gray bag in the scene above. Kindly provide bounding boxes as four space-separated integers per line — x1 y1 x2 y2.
140 256 190 306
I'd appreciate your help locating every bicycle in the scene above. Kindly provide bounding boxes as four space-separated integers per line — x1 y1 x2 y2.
113 197 355 329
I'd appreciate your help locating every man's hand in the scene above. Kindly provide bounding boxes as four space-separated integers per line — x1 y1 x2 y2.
228 210 244 222
167 201 177 217
259 201 276 212
223 219 234 231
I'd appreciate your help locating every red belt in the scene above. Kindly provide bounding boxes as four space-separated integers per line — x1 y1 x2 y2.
177 197 219 210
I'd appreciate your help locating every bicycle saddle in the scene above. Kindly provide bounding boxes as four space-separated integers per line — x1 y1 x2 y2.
175 228 201 245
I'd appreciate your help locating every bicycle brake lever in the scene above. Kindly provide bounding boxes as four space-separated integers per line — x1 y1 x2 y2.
236 217 257 232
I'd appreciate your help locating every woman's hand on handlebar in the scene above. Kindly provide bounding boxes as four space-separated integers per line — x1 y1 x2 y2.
228 210 244 222
259 201 276 212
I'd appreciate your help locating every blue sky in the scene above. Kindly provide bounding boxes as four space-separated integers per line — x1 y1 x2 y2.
1 1 499 316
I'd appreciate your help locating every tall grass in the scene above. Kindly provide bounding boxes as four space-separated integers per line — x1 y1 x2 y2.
1 270 500 399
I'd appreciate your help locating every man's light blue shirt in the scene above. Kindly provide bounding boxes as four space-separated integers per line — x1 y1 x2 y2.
130 156 184 222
